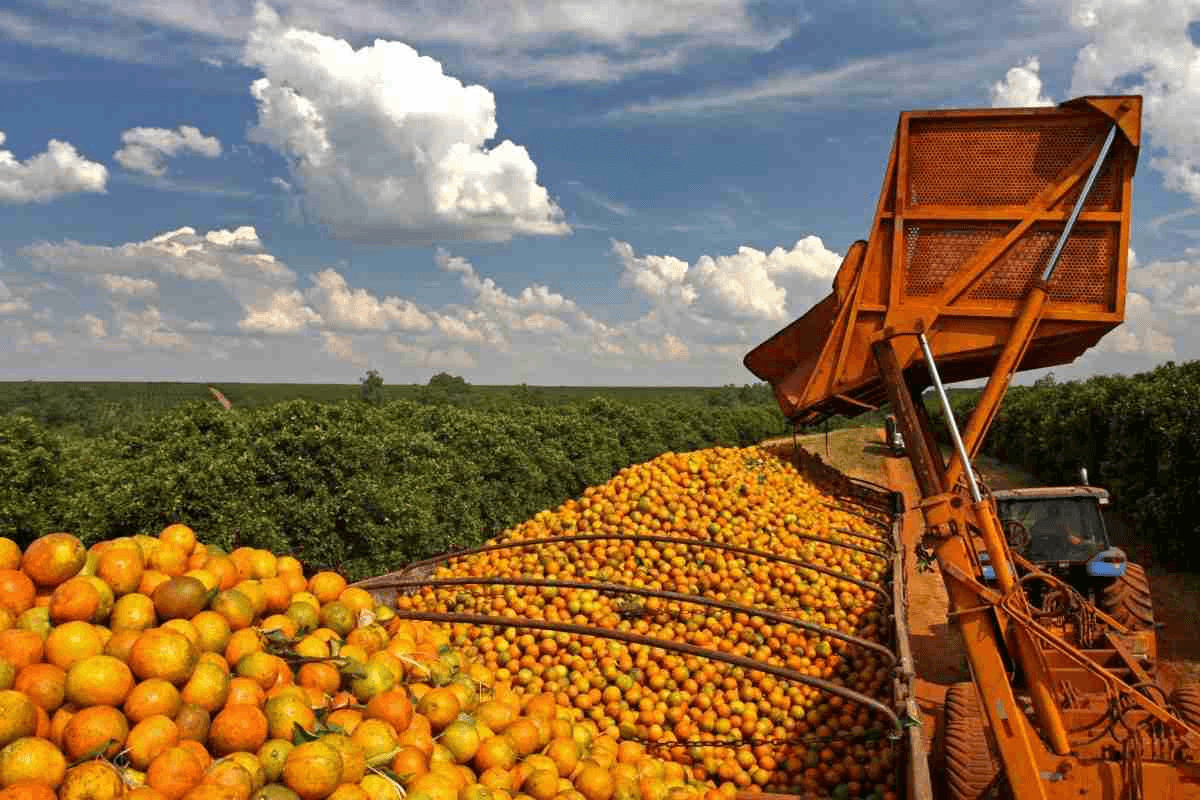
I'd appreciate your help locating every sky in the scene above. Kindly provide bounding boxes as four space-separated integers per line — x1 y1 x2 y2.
1 0 1199 387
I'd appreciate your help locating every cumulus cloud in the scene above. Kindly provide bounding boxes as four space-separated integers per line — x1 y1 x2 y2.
93 274 158 298
305 269 432 332
76 313 107 339
1045 0 1200 203
321 331 369 367
238 288 321 334
115 307 189 350
0 131 107 203
990 57 1055 107
612 236 842 320
241 6 569 244
113 125 222 176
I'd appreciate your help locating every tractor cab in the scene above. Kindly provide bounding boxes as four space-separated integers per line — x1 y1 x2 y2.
978 487 1126 583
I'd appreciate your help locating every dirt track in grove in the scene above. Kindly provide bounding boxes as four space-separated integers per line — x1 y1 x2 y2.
774 426 1200 788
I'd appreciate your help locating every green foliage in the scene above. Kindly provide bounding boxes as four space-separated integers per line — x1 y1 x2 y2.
359 370 385 406
932 362 1200 568
0 394 786 580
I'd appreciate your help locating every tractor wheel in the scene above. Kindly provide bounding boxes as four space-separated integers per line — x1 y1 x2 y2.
1171 682 1200 729
1100 562 1155 630
944 682 1001 800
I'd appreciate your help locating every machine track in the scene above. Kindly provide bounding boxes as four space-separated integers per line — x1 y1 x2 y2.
944 682 1001 800
1101 562 1156 630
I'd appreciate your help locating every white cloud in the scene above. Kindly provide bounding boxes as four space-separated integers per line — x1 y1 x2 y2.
114 125 222 176
94 273 158 298
115 307 190 350
22 225 296 289
990 57 1055 106
1097 292 1176 355
612 235 842 320
305 269 432 332
0 297 31 314
19 1 785 85
0 131 108 203
639 333 690 361
321 331 369 367
1047 0 1200 203
241 7 569 244
238 288 321 334
77 313 107 339
384 338 478 371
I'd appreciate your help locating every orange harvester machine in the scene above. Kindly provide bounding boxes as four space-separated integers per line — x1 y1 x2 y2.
745 96 1200 798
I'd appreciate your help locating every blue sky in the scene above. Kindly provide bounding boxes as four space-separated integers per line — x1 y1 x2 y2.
1 0 1198 386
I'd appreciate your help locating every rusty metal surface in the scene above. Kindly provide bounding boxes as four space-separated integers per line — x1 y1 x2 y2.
745 96 1142 425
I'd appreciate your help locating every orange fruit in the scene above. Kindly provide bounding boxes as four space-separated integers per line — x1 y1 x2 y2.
225 678 265 708
150 545 189 578
201 759 254 800
0 782 57 800
160 525 197 555
175 704 211 743
191 612 232 654
0 631 42 670
62 705 129 760
0 572 34 617
282 741 342 800
129 629 200 685
139 570 172 598
59 761 125 800
0 736 66 787
44 621 104 669
104 629 142 662
129 788 169 800
98 547 145 597
127 715 181 771
473 737 516 772
125 678 184 723
181 661 230 713
210 591 254 631
390 746 429 784
307 573 346 605
327 786 368 800
21 534 85 589
235 652 281 691
319 734 365 784
257 739 293 782
416 689 459 732
263 695 316 742
13 664 65 713
178 740 212 770
296 663 339 695
153 577 211 621
0 542 20 573
48 577 102 625
208 704 269 756
65 654 134 707
111 593 157 632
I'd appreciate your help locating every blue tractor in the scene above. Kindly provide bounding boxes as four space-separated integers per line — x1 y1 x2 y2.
979 484 1157 663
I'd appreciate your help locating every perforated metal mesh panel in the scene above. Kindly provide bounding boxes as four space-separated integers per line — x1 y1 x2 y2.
903 224 1008 296
907 118 1112 207
968 225 1116 306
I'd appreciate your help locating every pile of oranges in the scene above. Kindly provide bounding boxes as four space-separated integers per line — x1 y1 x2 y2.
400 447 899 799
0 526 716 800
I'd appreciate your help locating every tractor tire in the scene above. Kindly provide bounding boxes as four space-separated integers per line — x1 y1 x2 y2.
1171 682 1200 729
1100 562 1155 630
944 682 1001 800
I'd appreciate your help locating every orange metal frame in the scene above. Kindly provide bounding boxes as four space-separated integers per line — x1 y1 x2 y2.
747 96 1200 798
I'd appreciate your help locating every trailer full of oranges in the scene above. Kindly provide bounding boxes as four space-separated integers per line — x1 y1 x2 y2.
397 447 899 799
0 526 725 800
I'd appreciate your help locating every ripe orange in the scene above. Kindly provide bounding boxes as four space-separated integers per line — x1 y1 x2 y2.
0 572 35 617
417 689 459 732
126 715 181 771
13 664 65 713
208 704 269 756
111 593 157 632
160 525 197 555
125 678 184 723
210 591 254 631
97 547 145 596
0 782 57 800
151 544 190 578
263 694 316 742
0 631 43 670
43 620 103 669
175 704 211 743
65 654 134 707
129 629 200 685
0 541 20 572
48 577 102 624
62 705 129 760
201 758 254 800
181 661 230 714
59 761 125 800
21 534 85 589
307 573 346 604
256 739 293 783
191 611 232 654
0 736 67 788
282 741 343 800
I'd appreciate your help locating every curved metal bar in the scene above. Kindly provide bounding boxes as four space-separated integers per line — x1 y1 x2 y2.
365 532 891 605
819 500 890 530
375 575 896 665
391 609 901 730
786 529 890 560
829 526 894 550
